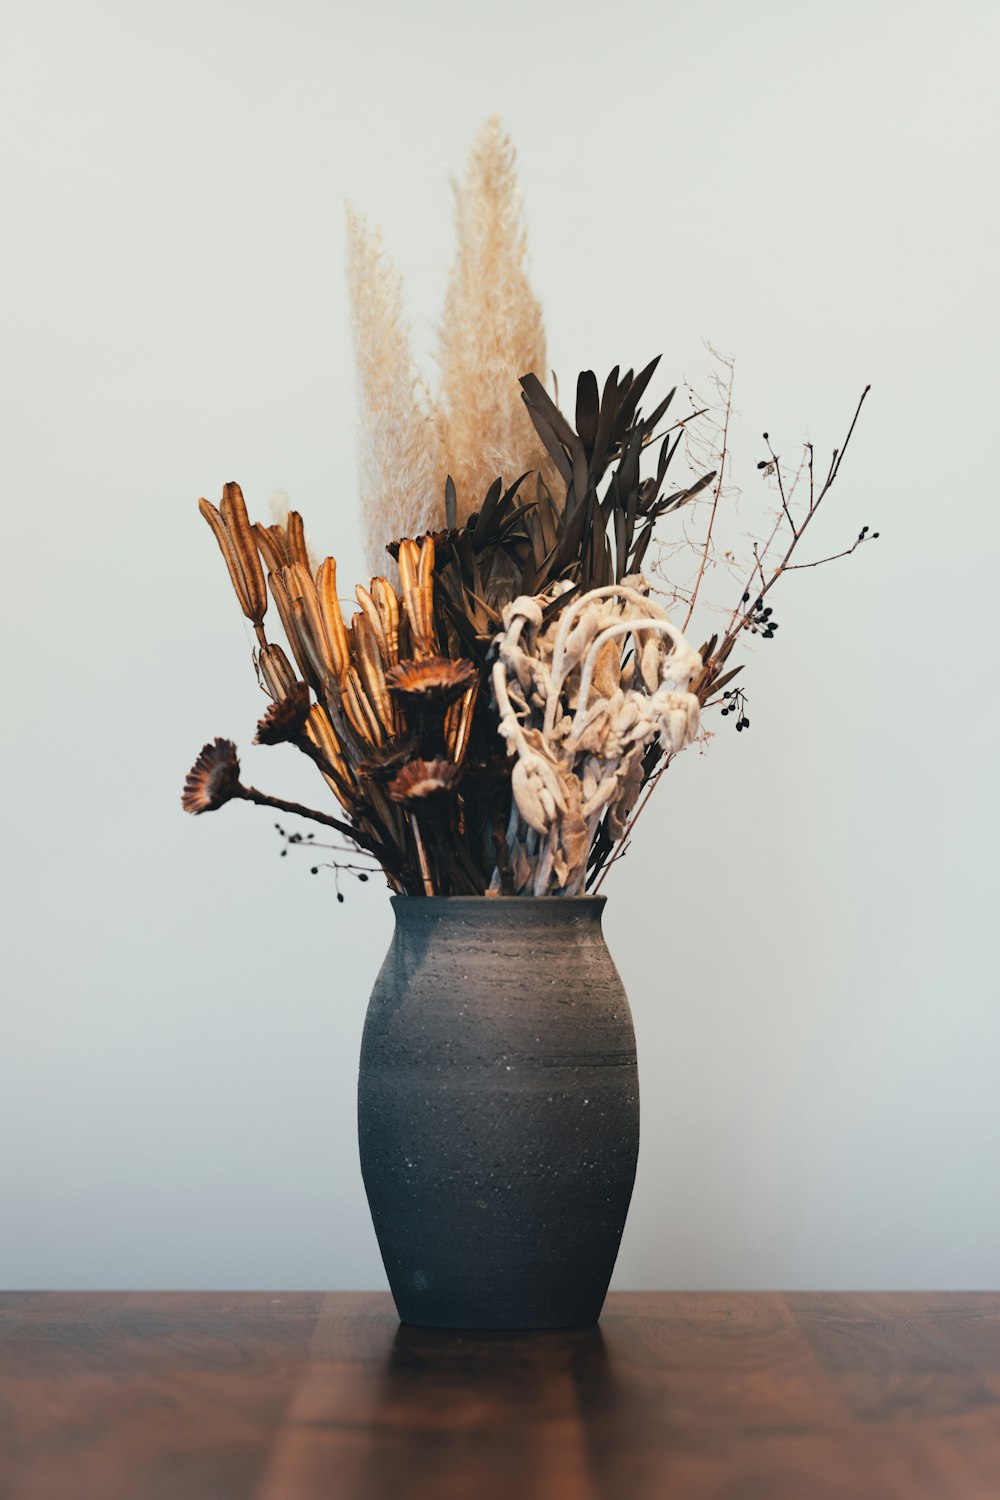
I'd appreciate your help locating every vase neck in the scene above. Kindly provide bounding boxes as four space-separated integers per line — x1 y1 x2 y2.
389 895 607 931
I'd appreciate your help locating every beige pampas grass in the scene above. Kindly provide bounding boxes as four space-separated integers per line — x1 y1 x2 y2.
345 208 442 578
437 118 557 522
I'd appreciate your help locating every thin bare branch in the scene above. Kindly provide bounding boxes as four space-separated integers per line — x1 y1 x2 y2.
783 531 878 572
681 351 735 633
763 432 796 538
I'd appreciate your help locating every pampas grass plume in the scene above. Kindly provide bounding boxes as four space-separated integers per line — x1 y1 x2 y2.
437 118 558 522
345 207 442 579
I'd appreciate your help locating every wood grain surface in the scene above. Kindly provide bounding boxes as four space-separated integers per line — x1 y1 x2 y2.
2 1292 999 1499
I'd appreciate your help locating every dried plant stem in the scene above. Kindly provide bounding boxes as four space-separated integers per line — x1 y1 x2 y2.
718 385 871 649
764 432 796 537
409 815 435 896
782 537 873 571
235 784 378 853
681 351 734 633
591 753 673 895
292 734 355 805
595 386 872 893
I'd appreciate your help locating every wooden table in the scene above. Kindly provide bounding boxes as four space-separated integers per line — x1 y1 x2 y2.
2 1292 999 1499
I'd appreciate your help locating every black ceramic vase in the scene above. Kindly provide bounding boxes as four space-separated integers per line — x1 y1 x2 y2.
357 896 639 1330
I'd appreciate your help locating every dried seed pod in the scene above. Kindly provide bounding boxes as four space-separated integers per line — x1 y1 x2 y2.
317 558 351 678
287 563 337 682
267 570 318 690
371 577 400 665
354 584 389 661
286 510 309 569
398 537 436 659
219 482 267 625
444 683 479 764
417 535 436 643
258 642 298 702
200 488 267 627
343 667 383 745
304 704 355 809
253 522 288 573
292 596 333 690
201 499 250 613
352 612 394 735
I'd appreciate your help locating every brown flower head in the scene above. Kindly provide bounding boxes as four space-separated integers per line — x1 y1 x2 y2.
357 734 419 783
387 757 462 811
181 738 242 814
254 680 311 745
385 655 478 709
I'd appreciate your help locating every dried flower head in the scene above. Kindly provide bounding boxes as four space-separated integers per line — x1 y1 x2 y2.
490 582 703 895
387 757 462 810
254 681 311 745
181 738 241 815
385 656 478 708
357 735 419 782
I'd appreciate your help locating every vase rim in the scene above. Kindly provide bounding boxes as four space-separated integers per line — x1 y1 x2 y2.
389 894 607 910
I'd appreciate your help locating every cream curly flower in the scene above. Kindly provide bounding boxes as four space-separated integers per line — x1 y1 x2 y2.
491 579 703 895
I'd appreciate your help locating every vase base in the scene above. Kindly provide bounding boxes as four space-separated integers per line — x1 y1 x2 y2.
398 1314 601 1332
391 1289 607 1331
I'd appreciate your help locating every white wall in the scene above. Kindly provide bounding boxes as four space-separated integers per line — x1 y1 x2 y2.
2 0 997 1290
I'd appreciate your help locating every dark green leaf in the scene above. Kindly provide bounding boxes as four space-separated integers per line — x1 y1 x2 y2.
641 387 676 438
630 521 655 573
708 665 745 695
570 437 589 507
575 370 600 450
590 365 621 473
520 373 577 448
615 356 661 435
520 397 573 484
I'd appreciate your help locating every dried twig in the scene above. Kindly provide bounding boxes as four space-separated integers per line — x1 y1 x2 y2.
594 386 874 887
681 348 735 632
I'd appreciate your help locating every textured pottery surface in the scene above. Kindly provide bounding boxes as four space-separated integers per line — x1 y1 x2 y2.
358 896 639 1330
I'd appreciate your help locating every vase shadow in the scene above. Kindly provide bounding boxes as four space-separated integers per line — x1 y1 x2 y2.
346 1318 622 1497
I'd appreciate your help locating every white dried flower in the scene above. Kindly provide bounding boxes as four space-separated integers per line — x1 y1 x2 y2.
491 578 703 895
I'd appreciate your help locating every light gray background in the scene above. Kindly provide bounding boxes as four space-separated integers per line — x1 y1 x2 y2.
2 0 997 1290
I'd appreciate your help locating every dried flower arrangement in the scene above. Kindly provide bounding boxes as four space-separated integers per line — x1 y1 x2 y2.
183 119 875 900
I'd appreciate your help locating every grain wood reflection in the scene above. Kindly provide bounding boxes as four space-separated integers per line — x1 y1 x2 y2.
2 1292 1000 1498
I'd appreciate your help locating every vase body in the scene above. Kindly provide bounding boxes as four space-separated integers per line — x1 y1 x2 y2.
357 896 639 1329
